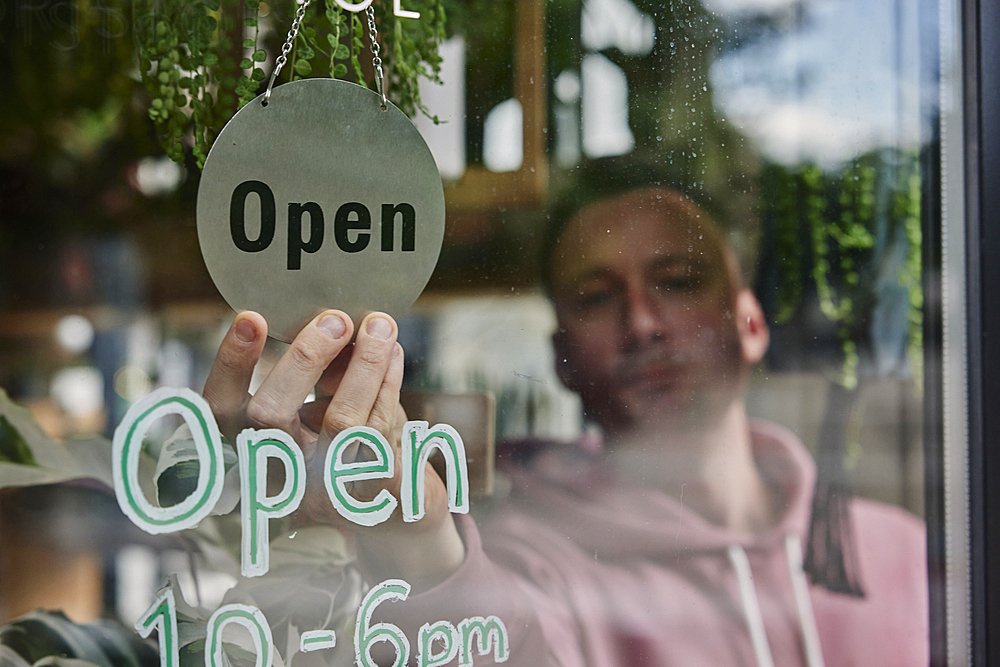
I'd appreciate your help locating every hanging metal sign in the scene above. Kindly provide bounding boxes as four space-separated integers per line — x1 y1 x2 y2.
197 3 444 343
197 78 445 342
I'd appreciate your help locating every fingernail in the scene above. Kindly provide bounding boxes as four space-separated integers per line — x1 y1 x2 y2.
318 314 347 339
234 319 256 343
366 316 393 340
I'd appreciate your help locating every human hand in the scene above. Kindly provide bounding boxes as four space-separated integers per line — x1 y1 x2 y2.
203 310 465 590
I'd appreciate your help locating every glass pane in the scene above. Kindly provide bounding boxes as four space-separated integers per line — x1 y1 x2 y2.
0 0 967 664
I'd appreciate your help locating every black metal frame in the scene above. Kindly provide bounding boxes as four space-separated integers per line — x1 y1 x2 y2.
965 0 1000 663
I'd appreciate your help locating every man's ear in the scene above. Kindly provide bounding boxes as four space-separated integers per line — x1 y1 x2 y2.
734 289 769 365
552 329 577 393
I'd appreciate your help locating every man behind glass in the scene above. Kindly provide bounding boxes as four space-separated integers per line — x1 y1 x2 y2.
203 177 928 666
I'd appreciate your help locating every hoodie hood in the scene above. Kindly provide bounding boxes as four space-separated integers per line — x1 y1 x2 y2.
499 420 816 563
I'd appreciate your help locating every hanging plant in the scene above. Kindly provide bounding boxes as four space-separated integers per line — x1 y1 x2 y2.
760 151 922 390
133 0 448 168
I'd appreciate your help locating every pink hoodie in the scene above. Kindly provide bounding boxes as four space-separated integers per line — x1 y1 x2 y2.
379 421 928 666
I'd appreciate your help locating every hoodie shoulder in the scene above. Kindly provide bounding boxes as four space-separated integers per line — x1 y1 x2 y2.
849 497 927 583
812 497 929 666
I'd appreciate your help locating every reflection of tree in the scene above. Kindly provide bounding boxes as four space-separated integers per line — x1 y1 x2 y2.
0 0 181 310
760 152 922 389
0 0 141 174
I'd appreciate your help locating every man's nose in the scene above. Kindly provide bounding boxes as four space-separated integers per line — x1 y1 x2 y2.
622 286 662 343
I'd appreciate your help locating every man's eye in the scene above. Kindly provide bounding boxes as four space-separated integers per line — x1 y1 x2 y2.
576 289 614 309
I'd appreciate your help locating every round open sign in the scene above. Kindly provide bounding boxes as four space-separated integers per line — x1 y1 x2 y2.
197 78 445 342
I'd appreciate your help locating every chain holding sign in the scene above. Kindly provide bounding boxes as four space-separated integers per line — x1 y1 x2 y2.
197 2 445 340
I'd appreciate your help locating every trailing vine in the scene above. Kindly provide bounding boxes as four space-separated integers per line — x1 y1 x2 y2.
134 0 448 168
761 151 922 390
896 169 924 389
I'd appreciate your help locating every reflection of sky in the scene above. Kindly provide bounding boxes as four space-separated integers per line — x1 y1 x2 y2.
710 0 924 166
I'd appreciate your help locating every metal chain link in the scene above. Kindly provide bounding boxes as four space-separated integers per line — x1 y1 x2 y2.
263 0 386 110
366 5 388 110
264 0 312 106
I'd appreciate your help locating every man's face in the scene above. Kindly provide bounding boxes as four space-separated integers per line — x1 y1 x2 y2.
550 189 754 437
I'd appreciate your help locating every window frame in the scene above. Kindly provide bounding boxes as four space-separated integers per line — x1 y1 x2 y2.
964 0 1000 663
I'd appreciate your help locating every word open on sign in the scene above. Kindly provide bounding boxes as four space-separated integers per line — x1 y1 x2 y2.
112 388 469 578
229 180 416 270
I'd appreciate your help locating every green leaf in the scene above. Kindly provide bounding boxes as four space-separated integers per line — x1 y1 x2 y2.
0 645 30 667
203 52 219 67
334 44 349 60
154 425 238 512
294 59 312 76
243 18 257 27
0 417 35 466
243 38 255 48
333 63 348 78
350 54 365 86
157 460 199 507
0 612 108 666
86 620 158 667
251 67 265 81
299 43 315 60
240 58 253 69
0 617 74 664
252 49 266 62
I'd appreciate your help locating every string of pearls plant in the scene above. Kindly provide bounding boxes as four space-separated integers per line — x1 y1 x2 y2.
133 0 446 168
